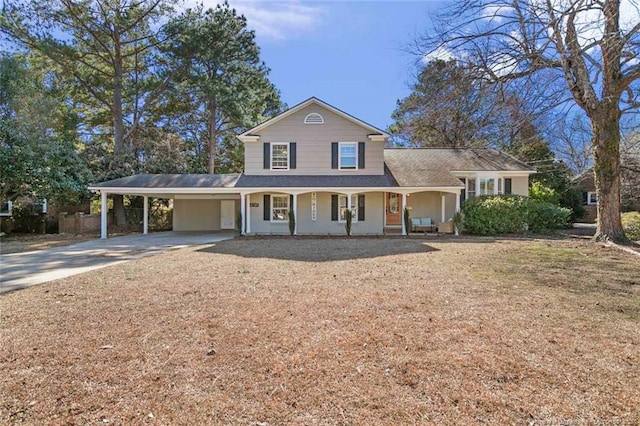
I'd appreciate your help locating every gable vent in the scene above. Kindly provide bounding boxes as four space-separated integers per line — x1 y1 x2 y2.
304 113 324 124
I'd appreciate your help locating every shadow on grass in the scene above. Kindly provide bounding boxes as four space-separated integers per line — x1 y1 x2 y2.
197 237 440 262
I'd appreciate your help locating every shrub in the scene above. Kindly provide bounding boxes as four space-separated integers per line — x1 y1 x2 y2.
11 202 45 234
460 195 570 235
622 212 640 241
344 209 353 236
526 201 572 232
530 181 560 205
235 211 243 234
288 209 296 236
403 207 410 235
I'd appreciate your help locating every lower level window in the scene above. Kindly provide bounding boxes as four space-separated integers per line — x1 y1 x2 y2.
588 191 597 205
479 178 495 195
467 178 476 199
338 194 357 222
271 195 289 221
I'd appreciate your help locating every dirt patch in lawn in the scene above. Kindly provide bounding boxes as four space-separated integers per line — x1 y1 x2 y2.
0 233 98 254
0 238 638 425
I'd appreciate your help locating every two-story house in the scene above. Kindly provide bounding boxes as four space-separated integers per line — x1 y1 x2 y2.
89 97 535 237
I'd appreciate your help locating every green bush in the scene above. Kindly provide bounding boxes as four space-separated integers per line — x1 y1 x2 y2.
11 202 45 234
530 181 560 205
622 212 640 241
460 195 570 235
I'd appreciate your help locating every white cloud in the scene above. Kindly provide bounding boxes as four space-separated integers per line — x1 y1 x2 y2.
182 0 325 41
422 46 455 63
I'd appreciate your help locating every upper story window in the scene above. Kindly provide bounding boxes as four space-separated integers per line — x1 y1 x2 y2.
271 143 289 170
304 113 324 124
339 142 357 170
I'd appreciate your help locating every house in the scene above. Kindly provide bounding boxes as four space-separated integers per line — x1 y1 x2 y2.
574 170 598 223
89 97 535 237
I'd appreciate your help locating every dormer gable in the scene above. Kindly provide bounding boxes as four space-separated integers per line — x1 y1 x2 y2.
238 97 389 143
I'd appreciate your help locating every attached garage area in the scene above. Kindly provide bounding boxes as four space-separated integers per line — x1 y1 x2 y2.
173 196 240 232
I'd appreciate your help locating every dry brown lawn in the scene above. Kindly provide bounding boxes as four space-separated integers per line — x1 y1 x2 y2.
1 237 639 425
0 234 98 255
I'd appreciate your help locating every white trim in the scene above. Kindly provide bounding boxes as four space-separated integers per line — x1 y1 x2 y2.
451 170 535 176
587 191 597 205
89 186 464 197
292 193 298 234
270 194 290 223
100 192 108 239
337 194 358 223
238 97 389 141
143 196 148 235
246 194 251 233
401 193 407 235
270 142 290 171
0 200 13 217
338 142 358 171
240 193 246 234
304 113 324 124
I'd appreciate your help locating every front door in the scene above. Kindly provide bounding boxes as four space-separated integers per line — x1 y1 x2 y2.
385 193 402 226
220 200 235 229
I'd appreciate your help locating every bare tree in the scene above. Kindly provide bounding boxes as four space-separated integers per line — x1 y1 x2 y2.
547 113 592 175
419 0 640 243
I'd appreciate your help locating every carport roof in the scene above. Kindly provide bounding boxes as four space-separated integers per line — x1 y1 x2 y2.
90 174 241 189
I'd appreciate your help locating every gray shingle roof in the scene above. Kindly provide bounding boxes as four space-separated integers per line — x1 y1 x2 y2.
235 169 398 188
383 148 534 187
91 174 241 188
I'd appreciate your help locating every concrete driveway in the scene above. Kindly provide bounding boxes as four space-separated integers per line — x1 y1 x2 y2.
0 232 234 294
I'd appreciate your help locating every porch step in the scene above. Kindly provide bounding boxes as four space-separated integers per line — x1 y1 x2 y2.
383 227 403 235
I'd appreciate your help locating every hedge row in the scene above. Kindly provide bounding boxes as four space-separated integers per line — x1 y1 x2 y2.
457 195 571 235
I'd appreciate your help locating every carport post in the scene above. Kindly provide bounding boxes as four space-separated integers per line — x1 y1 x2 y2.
246 194 251 234
100 191 108 239
455 191 461 236
240 193 246 234
143 196 149 235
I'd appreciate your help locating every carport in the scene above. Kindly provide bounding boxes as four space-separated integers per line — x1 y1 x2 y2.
88 174 242 238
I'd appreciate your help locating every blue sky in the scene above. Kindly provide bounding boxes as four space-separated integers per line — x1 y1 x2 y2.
216 1 447 131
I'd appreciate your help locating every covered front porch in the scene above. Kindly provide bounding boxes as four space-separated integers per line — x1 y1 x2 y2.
382 190 461 235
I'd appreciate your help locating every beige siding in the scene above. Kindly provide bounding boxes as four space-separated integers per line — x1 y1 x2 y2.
404 192 457 225
509 176 529 196
244 104 385 175
173 198 240 231
248 191 384 235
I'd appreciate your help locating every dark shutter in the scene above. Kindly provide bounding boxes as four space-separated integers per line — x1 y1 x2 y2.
504 178 512 195
331 142 338 169
263 194 270 220
358 142 365 169
331 194 338 221
582 191 588 205
263 143 270 169
290 142 297 169
358 194 365 221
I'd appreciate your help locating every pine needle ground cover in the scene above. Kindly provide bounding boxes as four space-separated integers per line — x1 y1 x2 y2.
1 238 638 424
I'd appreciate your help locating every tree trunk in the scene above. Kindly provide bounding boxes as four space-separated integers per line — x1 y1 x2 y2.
207 101 216 174
591 104 628 243
112 32 127 226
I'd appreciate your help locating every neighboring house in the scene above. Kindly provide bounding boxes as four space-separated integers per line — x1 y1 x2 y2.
575 170 598 223
88 97 535 238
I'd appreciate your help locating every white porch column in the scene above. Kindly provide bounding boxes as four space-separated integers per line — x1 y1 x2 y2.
240 192 246 234
292 193 298 235
401 193 407 235
455 190 461 236
143 196 149 235
100 191 108 239
246 194 251 234
441 194 446 223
